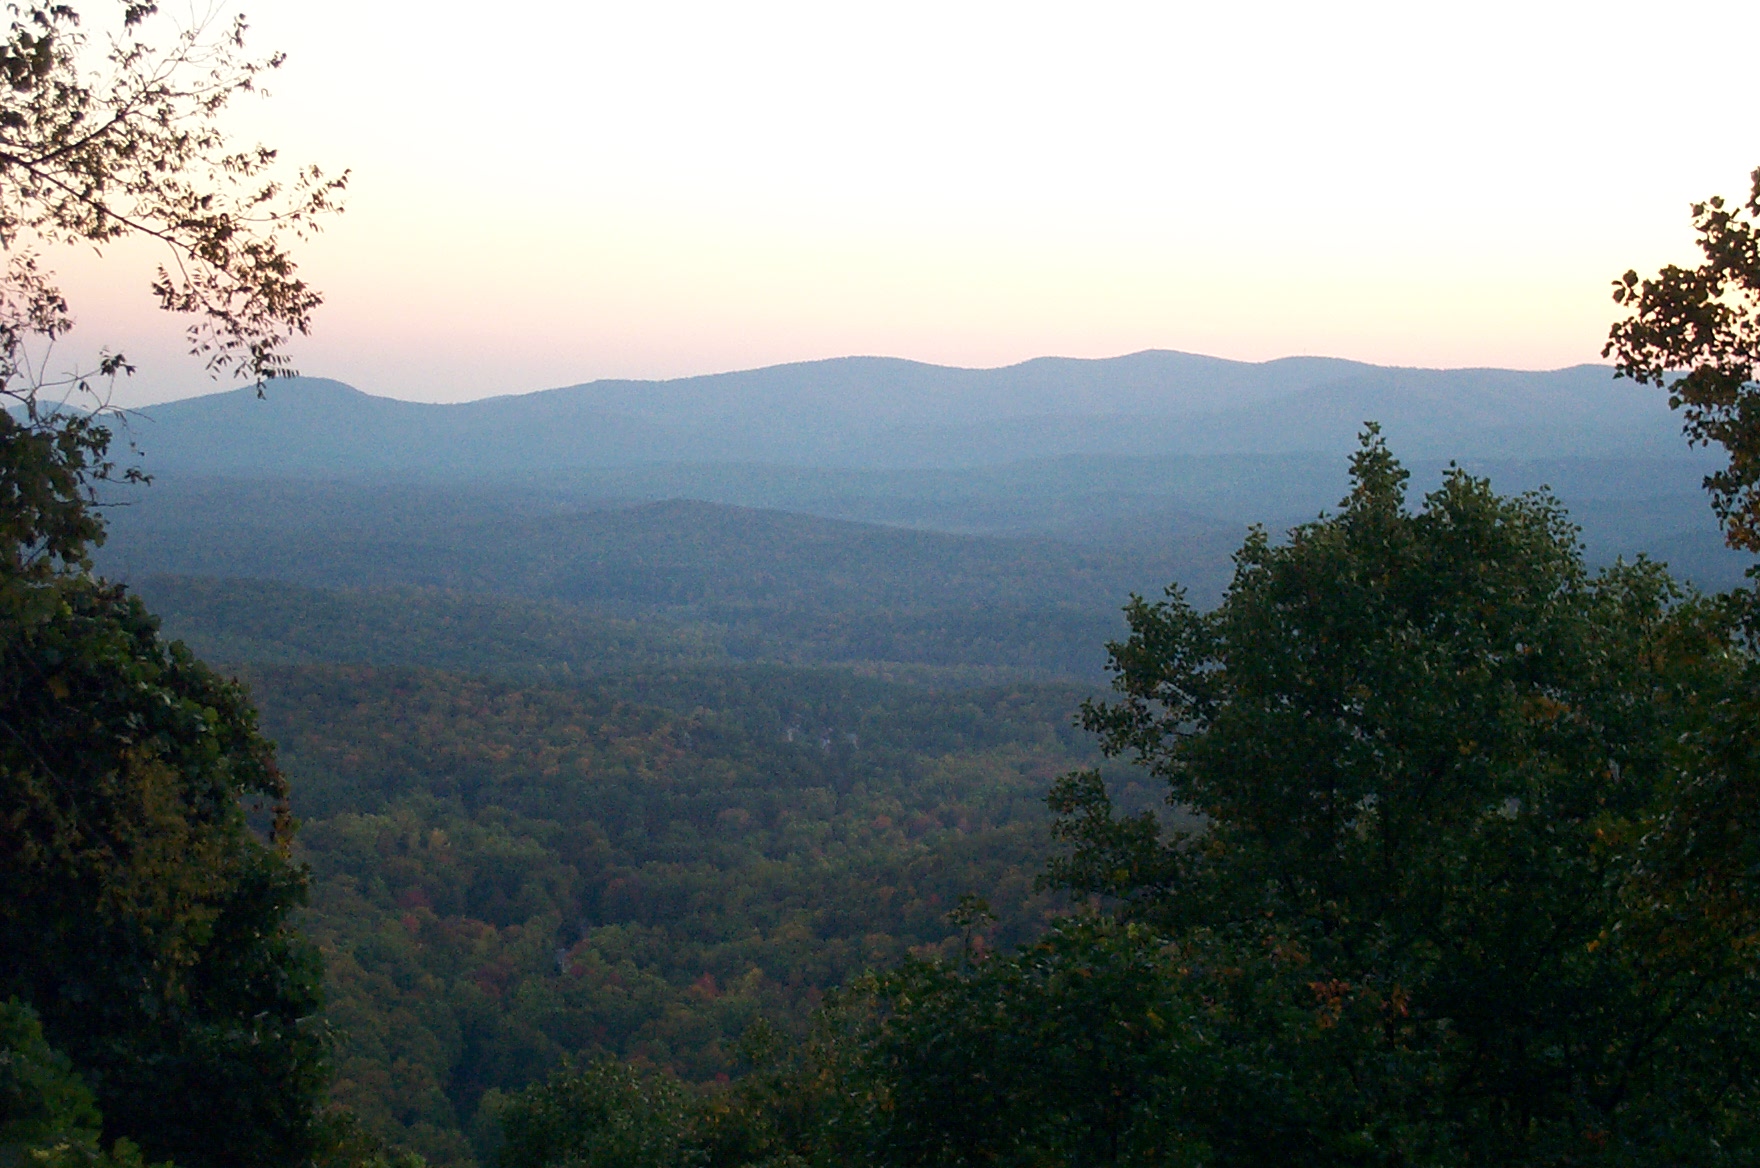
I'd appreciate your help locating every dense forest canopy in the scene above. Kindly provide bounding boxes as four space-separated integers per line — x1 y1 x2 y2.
263 663 1105 1164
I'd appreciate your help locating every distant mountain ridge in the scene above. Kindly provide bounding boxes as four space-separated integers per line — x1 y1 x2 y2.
84 348 1760 683
121 351 1687 476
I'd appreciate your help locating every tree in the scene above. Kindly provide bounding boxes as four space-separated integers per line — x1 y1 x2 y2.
1 997 104 1163
1 0 346 617
1606 166 1760 551
967 433 1756 1163
0 577 330 1167
1606 167 1760 1104
823 918 1189 1167
1 0 345 395
0 3 344 1165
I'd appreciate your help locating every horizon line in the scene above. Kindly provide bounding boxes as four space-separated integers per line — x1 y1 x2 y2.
140 348 1622 410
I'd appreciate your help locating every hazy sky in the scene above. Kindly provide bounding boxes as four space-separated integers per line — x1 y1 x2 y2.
51 0 1760 405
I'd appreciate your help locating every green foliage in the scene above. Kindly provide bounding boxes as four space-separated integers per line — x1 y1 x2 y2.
0 574 328 1168
496 1061 690 1168
1025 430 1760 1162
0 999 169 1168
0 409 112 590
0 999 100 1160
311 1108 431 1168
826 918 1190 1166
1607 164 1760 550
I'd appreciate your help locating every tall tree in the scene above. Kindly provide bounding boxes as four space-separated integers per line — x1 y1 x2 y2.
1606 165 1760 1096
0 3 344 1165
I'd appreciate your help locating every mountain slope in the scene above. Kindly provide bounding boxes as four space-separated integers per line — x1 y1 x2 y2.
100 487 1244 678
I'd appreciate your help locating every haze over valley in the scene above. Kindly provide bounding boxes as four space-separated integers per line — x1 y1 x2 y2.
103 349 1747 690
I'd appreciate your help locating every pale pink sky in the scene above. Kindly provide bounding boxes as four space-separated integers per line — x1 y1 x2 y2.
48 0 1760 405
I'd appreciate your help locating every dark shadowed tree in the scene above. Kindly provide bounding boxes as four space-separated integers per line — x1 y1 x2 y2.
0 573 329 1167
1 3 345 1165
1606 167 1760 1111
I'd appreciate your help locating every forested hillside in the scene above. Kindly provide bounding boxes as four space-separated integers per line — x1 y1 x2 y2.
132 577 725 678
113 528 1182 1165
108 494 1217 679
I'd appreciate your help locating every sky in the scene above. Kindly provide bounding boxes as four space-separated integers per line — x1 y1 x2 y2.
47 0 1760 405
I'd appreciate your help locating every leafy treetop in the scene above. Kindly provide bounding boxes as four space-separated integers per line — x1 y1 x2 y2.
1607 166 1760 550
0 0 346 398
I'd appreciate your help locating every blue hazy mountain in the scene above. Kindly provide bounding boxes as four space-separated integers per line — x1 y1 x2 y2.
93 350 1755 679
123 351 1689 476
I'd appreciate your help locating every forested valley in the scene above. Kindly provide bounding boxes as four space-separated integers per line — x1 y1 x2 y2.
51 407 1760 1167
24 397 1760 1166
79 377 1752 1165
250 661 1121 1164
